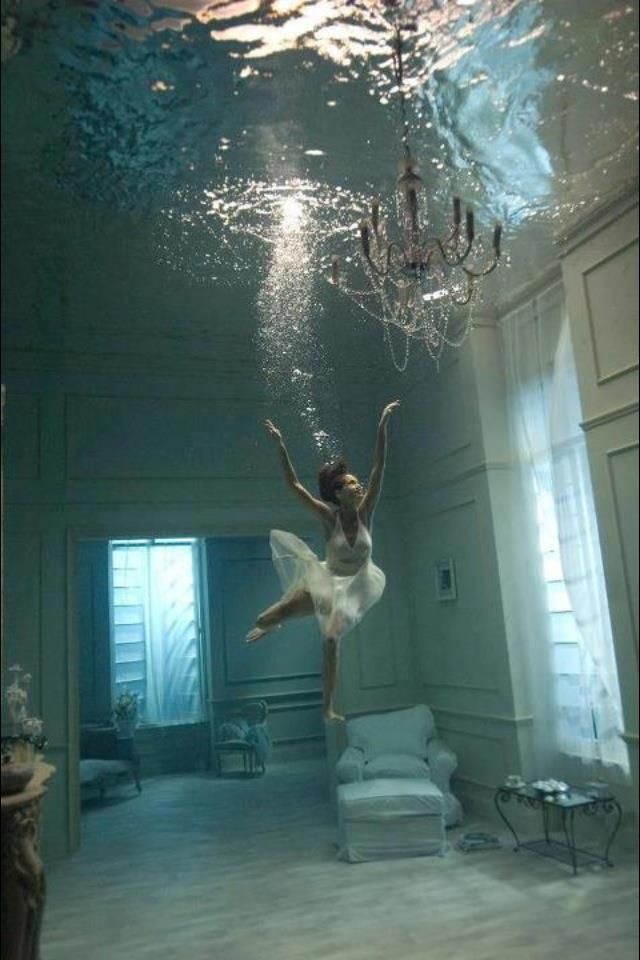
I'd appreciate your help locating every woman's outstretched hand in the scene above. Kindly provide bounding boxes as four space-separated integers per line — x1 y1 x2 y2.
380 400 401 425
264 419 283 443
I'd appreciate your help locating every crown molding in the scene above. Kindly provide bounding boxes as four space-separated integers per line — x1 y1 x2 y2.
556 185 639 257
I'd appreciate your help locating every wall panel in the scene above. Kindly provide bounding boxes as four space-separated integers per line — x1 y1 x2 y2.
563 200 639 420
607 441 639 648
3 393 41 480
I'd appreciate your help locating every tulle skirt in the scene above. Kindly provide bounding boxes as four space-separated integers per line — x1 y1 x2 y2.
269 529 386 639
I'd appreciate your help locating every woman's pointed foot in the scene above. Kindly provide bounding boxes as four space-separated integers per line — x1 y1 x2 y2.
324 709 345 723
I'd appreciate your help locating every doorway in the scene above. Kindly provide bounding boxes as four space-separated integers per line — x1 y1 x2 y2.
75 537 210 826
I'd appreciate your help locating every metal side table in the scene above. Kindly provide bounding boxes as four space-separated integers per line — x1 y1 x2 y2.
494 783 622 875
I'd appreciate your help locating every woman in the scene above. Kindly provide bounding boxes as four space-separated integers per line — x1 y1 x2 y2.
246 401 400 721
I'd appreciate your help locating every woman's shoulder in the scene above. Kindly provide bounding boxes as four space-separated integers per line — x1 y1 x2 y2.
358 507 374 530
321 508 338 534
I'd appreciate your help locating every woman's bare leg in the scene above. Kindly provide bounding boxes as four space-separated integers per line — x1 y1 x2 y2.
246 589 314 643
323 636 343 722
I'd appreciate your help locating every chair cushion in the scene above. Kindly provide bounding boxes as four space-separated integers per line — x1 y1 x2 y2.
218 720 249 740
79 759 130 786
363 754 430 780
338 778 444 820
346 705 435 760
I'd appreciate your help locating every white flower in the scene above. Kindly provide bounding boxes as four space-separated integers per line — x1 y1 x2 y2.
22 717 44 737
6 685 27 703
4 663 40 728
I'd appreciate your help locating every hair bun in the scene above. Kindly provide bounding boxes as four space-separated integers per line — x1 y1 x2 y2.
318 457 348 504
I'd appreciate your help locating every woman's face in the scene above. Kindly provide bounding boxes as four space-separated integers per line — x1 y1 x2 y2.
336 473 364 507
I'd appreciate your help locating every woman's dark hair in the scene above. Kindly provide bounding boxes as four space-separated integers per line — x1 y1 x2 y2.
318 457 349 505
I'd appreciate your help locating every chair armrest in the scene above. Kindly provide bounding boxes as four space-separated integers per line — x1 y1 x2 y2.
336 746 365 783
426 738 458 795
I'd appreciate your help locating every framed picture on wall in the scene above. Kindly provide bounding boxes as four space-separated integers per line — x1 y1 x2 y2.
435 558 457 602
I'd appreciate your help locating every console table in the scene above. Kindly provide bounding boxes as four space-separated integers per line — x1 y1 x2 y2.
1 762 55 960
494 783 622 875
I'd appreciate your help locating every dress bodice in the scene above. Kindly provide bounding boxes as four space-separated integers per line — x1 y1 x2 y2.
325 512 372 576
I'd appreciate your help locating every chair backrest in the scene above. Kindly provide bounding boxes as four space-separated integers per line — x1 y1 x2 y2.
215 699 268 736
345 705 436 760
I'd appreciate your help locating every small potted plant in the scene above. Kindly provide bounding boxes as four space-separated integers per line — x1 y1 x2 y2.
1 665 47 795
112 690 139 740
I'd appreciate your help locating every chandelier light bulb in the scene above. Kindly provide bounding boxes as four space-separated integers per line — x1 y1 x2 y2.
371 198 380 234
359 220 371 260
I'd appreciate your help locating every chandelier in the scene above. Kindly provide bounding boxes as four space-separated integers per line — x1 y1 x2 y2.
329 22 502 371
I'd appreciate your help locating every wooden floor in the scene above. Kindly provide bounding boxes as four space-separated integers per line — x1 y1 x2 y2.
42 758 639 960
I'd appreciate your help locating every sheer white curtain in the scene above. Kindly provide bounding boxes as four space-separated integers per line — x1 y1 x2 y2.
503 284 627 779
503 291 561 777
549 323 627 771
146 543 203 726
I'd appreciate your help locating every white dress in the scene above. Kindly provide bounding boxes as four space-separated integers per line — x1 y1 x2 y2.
269 512 386 639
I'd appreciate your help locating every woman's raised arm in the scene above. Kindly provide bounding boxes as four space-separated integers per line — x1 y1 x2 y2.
264 420 334 523
359 401 400 521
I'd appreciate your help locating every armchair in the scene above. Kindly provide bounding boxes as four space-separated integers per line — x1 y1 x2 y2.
79 724 141 800
335 705 462 826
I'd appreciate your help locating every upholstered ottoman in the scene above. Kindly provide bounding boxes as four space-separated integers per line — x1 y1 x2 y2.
337 778 446 863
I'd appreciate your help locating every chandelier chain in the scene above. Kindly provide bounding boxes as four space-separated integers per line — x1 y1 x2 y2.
392 25 412 160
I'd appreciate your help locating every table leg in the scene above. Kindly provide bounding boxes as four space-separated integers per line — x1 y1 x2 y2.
603 800 623 865
494 792 520 850
560 808 578 875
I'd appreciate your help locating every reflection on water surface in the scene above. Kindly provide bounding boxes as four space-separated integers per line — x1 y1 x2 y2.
1 0 637 443
3 0 636 222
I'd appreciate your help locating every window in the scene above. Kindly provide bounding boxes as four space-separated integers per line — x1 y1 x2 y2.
110 539 206 726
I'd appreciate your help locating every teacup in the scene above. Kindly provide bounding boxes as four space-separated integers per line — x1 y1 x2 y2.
505 774 525 788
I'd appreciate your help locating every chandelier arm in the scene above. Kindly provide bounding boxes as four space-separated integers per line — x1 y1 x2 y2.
362 253 391 279
430 236 474 268
386 241 407 272
451 288 475 307
441 224 461 248
422 246 438 271
462 256 500 280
